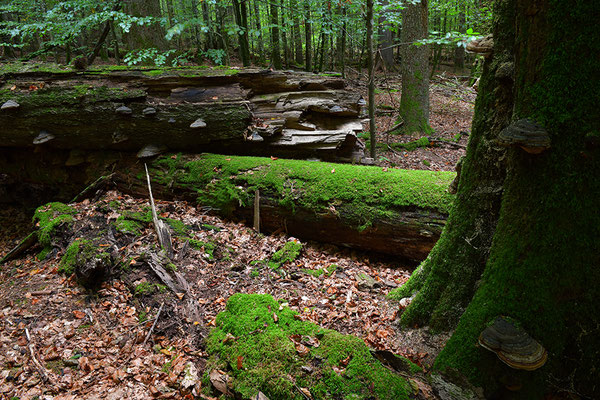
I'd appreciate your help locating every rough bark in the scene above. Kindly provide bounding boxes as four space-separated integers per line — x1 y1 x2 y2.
393 0 600 398
124 0 168 51
270 1 282 69
398 0 430 134
0 67 365 160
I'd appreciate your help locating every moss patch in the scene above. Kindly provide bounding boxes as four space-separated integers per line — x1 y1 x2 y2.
268 241 302 269
206 293 412 400
33 202 77 247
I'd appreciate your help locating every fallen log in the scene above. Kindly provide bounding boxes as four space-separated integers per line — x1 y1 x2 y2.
0 148 454 260
0 64 366 161
114 154 455 261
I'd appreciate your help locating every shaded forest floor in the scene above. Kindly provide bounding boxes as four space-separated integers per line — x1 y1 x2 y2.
0 74 475 399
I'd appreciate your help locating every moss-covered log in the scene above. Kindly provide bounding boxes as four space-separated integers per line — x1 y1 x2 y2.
391 0 600 398
0 147 454 260
0 64 365 160
113 153 454 261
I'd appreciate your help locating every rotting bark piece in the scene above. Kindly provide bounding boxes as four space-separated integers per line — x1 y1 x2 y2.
498 118 551 154
478 316 547 371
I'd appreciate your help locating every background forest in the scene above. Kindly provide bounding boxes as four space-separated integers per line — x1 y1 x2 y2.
0 0 490 76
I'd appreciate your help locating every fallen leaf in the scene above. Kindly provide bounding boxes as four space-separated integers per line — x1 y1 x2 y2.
236 356 243 370
73 310 86 319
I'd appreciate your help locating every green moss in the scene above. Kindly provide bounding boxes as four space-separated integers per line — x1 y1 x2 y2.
135 282 155 296
269 241 302 269
148 154 455 234
33 202 77 247
165 218 190 236
36 246 52 261
302 264 338 278
206 294 411 400
189 239 216 260
166 262 177 272
59 240 89 275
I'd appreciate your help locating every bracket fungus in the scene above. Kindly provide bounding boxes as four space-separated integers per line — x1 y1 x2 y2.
498 118 551 154
1 100 20 111
137 144 167 158
478 316 547 371
466 35 494 58
190 118 207 129
142 107 157 117
115 105 133 116
33 130 55 145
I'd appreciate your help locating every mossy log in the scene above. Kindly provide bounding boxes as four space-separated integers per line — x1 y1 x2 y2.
0 64 365 160
114 154 455 261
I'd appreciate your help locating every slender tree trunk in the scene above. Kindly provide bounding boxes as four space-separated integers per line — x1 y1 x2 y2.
304 1 312 71
398 0 430 134
201 1 214 50
340 6 347 78
292 1 302 65
366 0 376 159
379 0 394 68
253 0 265 63
280 0 289 66
454 4 466 70
232 0 250 66
270 0 282 69
393 0 600 398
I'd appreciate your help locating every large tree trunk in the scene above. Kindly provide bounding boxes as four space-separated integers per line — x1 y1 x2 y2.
0 67 365 160
392 0 600 398
398 0 430 134
125 0 168 51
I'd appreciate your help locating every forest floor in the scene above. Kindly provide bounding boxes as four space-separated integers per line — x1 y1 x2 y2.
0 74 475 400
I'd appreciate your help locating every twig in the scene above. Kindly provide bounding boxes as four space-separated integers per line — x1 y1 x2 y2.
25 328 51 383
254 190 260 233
383 121 404 135
143 302 164 345
145 164 173 259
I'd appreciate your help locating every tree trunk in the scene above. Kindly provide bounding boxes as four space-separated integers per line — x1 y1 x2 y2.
280 0 289 67
379 0 394 69
392 0 600 398
454 6 466 70
125 0 168 51
232 0 250 66
252 0 265 63
304 1 312 71
292 1 303 65
366 0 376 159
270 1 282 69
398 0 430 134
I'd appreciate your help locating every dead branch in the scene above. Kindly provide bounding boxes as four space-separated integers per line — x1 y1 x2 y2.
143 302 164 345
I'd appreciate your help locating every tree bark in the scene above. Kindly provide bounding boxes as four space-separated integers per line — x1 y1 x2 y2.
398 0 430 134
366 0 376 159
393 0 600 398
125 0 168 51
304 1 312 71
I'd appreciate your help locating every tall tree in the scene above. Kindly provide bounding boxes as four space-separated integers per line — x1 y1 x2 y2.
304 1 312 71
391 0 600 398
270 0 282 69
125 0 168 50
398 0 430 134
366 0 376 158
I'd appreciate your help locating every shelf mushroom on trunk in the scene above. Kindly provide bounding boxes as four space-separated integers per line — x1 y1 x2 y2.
478 316 548 371
498 118 551 154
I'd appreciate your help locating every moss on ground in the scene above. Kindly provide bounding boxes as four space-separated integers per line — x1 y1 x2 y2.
59 239 91 275
149 153 454 232
206 293 413 400
268 241 302 269
189 239 216 259
302 264 338 278
113 208 190 237
33 202 77 247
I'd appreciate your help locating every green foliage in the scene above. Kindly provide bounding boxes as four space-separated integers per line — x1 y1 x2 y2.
206 293 412 400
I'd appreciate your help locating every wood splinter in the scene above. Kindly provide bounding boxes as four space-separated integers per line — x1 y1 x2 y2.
143 302 164 346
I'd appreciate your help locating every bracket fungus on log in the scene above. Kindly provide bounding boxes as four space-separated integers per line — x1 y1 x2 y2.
137 144 167 158
33 130 55 145
190 118 207 129
478 316 548 371
467 35 494 58
498 118 551 154
1 100 20 111
115 105 132 116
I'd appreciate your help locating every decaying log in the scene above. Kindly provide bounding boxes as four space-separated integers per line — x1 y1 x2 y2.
0 149 454 260
0 65 366 161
